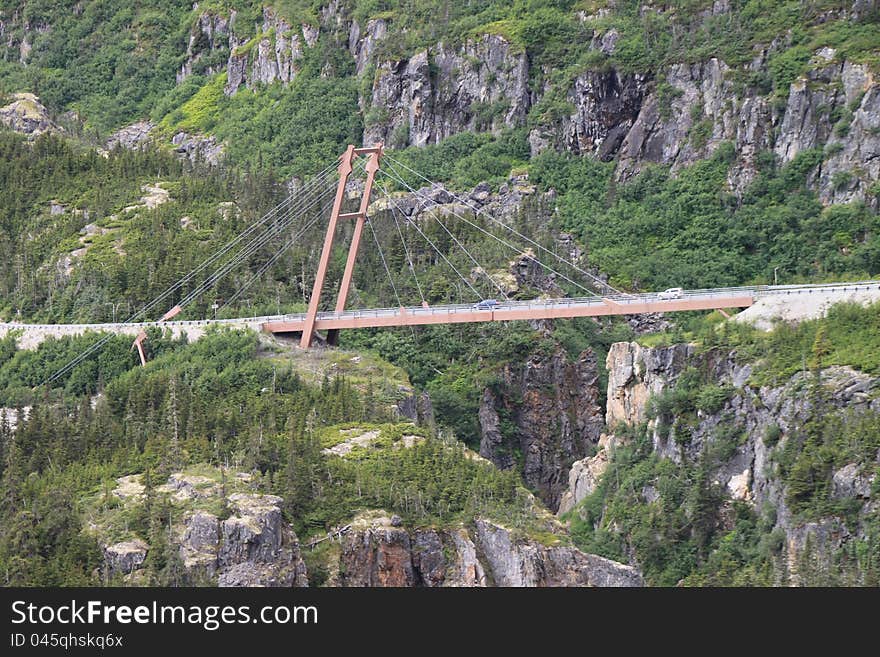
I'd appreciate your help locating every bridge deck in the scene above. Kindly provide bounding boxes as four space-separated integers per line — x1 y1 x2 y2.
5 283 880 351
262 291 756 333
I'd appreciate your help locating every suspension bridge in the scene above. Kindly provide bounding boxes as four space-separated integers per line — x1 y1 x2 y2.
2 143 879 386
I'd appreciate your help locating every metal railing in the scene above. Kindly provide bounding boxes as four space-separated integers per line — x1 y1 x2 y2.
4 281 880 332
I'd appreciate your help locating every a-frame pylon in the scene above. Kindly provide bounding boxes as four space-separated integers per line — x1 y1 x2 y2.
300 143 383 348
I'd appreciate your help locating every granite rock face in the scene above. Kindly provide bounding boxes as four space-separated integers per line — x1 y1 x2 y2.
557 434 615 515
479 347 605 512
364 34 531 148
225 7 314 95
106 121 155 151
2 3 878 207
576 339 880 585
176 10 234 85
0 93 59 138
472 519 642 587
97 471 308 587
336 512 641 587
529 69 650 161
103 540 149 578
171 131 225 165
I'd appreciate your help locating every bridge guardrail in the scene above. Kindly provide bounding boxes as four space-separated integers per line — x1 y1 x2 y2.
5 282 880 331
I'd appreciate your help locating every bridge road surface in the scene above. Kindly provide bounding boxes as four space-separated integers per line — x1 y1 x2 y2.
261 289 757 333
3 282 880 350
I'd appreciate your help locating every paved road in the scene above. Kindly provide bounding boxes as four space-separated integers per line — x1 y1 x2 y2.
2 281 879 349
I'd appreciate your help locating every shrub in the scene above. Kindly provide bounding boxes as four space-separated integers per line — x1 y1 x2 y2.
768 45 811 93
831 171 854 190
695 384 732 414
764 423 782 447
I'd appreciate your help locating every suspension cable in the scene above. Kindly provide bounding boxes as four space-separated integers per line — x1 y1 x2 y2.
366 217 417 340
122 161 339 324
366 218 404 310
44 162 341 385
421 201 510 301
381 163 601 298
384 154 622 295
387 194 428 307
220 196 332 311
175 179 336 309
379 186 481 300
174 153 362 315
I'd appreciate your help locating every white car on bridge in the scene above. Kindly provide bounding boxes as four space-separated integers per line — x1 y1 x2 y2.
657 287 683 300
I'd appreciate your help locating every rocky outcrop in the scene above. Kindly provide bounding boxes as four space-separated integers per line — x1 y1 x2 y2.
613 58 774 194
215 494 308 587
172 7 318 96
106 120 155 150
606 341 697 428
370 173 560 248
336 512 641 587
339 520 419 586
348 18 387 76
832 463 874 500
814 63 880 206
338 514 488 587
598 339 880 584
177 11 234 85
529 69 649 161
616 53 878 203
0 93 59 138
96 470 308 587
479 347 605 511
179 491 309 587
364 35 531 147
104 540 149 578
171 131 225 165
557 433 615 515
524 42 876 204
473 519 642 586
225 8 316 95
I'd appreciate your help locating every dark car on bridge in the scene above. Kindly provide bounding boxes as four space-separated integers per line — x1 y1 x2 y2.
473 299 500 310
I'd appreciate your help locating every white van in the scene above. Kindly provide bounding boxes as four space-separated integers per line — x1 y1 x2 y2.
657 287 683 300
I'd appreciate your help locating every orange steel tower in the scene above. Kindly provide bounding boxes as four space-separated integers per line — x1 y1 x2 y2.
300 144 383 348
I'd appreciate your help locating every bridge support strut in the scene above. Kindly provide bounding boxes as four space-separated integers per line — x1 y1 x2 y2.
301 144 383 348
130 304 181 366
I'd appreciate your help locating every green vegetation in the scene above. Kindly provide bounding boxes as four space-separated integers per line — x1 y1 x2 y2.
0 0 879 587
567 424 766 586
158 72 362 179
2 0 875 143
571 383 880 585
0 327 547 584
386 128 531 190
0 0 193 133
290 428 526 534
571 301 880 585
530 145 880 291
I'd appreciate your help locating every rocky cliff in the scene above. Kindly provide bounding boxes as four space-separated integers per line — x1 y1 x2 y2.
364 34 531 148
89 434 643 587
8 1 868 208
560 339 880 584
91 469 308 587
330 511 642 587
353 3 879 205
478 346 605 512
0 92 58 138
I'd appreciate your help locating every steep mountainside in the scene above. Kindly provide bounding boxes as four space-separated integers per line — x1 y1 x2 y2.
0 1 878 587
1 1 878 201
562 303 880 585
